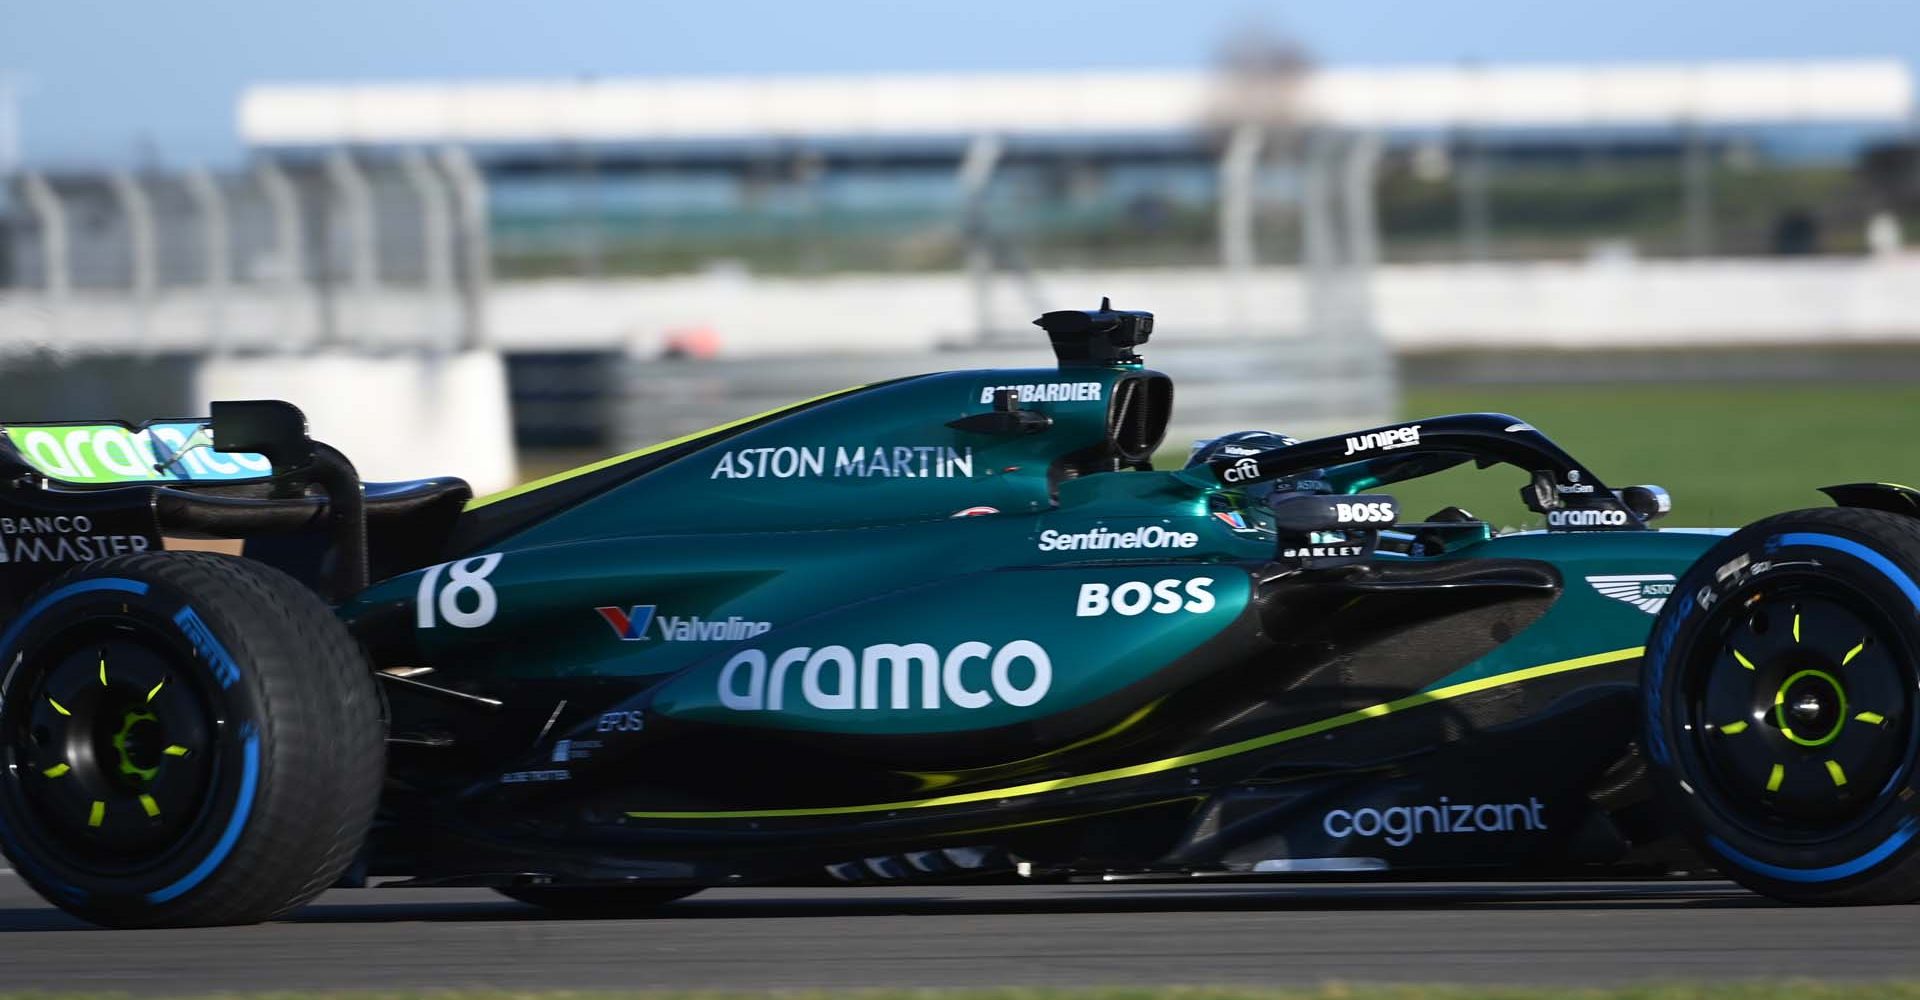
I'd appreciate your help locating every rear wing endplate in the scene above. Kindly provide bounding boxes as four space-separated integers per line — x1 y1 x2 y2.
0 401 370 606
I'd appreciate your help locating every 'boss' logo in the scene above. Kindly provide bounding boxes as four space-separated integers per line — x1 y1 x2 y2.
1076 578 1217 617
1334 501 1395 524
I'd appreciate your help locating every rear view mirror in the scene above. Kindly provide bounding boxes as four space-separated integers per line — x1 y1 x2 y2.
210 400 314 475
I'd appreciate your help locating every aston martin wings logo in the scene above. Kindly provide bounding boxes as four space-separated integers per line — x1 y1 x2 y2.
1585 573 1677 615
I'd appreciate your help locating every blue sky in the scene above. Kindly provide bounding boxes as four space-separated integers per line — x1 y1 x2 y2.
3 0 1918 166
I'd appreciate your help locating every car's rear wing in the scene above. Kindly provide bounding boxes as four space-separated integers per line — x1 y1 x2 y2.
2 417 275 486
0 401 432 611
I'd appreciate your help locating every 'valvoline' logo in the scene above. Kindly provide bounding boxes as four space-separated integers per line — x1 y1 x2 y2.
596 605 657 641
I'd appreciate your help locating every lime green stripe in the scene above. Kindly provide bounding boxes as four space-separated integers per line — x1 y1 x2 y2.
1734 650 1756 671
1856 711 1886 726
465 384 870 511
87 800 105 827
1843 641 1867 666
41 762 69 778
1766 764 1785 792
1826 760 1848 787
1720 720 1749 735
625 645 1644 821
138 793 161 817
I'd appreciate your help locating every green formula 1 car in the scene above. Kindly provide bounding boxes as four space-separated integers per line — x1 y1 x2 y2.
3 301 1920 927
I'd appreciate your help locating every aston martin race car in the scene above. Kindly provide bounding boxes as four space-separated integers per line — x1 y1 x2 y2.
5 302 1920 927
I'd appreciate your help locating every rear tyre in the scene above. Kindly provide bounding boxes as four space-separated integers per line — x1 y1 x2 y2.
497 885 699 914
1643 507 1920 903
0 553 384 927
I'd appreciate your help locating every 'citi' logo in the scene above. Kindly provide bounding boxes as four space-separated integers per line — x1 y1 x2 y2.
596 605 656 641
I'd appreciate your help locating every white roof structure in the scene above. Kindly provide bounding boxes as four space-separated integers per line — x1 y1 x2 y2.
239 60 1916 148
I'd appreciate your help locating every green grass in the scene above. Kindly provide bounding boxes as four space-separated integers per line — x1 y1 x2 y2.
1386 383 1920 528
13 987 1920 1000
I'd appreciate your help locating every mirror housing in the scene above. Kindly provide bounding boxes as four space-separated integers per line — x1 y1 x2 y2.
210 400 314 475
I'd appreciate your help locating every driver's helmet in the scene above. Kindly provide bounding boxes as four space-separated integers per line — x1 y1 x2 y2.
1185 430 1327 501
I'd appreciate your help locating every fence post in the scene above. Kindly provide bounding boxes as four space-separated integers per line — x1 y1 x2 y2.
1340 133 1382 276
437 145 491 351
185 167 232 351
1683 123 1715 257
255 159 306 351
1338 133 1384 355
1218 123 1265 332
1457 131 1491 262
107 171 157 347
324 149 378 350
957 133 1003 340
400 148 455 351
1300 130 1341 341
19 172 66 343
20 172 67 300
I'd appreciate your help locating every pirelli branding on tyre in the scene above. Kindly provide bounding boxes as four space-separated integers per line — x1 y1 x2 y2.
0 553 382 928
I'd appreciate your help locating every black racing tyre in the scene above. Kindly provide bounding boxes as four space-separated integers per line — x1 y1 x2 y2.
496 885 700 914
0 552 384 927
1643 507 1920 904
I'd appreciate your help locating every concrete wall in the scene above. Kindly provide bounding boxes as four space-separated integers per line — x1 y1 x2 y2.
194 351 519 494
486 255 1920 356
1379 256 1920 349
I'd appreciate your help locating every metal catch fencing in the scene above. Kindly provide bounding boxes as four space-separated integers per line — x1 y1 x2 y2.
1 127 1396 449
0 149 490 354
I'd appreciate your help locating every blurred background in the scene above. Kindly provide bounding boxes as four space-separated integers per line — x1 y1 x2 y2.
1 0 1918 526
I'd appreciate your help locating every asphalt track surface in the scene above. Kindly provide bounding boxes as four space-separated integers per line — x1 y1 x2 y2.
7 874 1920 991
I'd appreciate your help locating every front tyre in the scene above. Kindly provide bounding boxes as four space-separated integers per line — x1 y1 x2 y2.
0 553 384 927
1643 507 1920 903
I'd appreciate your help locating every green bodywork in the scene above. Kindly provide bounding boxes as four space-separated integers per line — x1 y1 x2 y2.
341 366 1718 746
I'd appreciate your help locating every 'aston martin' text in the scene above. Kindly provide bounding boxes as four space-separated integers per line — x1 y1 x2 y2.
710 446 974 480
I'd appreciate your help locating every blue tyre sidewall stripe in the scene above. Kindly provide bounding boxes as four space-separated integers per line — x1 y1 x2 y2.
0 578 152 901
0 577 261 907
1711 821 1919 884
1703 531 1920 884
1777 532 1920 612
0 578 150 657
146 729 259 903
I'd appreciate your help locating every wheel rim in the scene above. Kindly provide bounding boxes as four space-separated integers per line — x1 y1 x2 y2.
1681 575 1918 839
4 617 220 872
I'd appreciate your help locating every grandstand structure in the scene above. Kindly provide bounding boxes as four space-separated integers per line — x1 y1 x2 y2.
234 60 1916 274
241 61 1914 142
